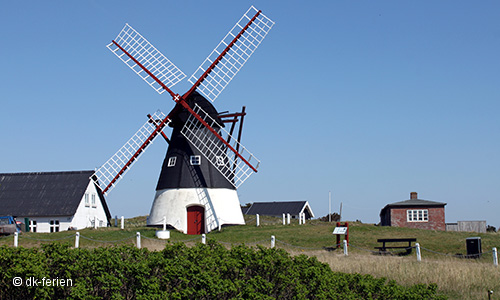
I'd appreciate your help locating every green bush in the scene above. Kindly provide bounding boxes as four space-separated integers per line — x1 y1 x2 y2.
0 242 446 299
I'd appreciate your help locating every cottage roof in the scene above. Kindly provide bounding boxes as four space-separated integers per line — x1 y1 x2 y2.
0 170 111 218
244 201 315 218
380 196 446 217
386 198 447 207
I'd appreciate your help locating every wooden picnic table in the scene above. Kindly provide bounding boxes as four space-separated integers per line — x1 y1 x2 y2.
374 238 417 255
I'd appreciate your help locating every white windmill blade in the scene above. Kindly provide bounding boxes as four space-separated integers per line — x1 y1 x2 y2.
181 104 260 188
93 110 169 195
188 6 275 102
107 24 186 95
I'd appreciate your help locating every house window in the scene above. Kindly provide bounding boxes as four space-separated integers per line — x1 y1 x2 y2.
167 156 177 167
49 220 60 232
407 209 428 222
91 194 96 207
85 193 90 207
29 220 37 233
190 155 201 166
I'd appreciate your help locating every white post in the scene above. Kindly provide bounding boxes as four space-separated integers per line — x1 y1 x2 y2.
271 235 275 248
416 243 422 262
14 232 18 248
256 214 260 227
202 234 206 244
162 216 167 231
302 213 306 224
493 247 498 266
287 213 291 225
282 213 285 225
299 212 302 225
121 216 124 230
343 239 348 256
75 232 80 248
136 232 141 249
94 216 98 229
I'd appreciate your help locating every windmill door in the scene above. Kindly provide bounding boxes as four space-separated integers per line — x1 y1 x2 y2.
187 206 205 235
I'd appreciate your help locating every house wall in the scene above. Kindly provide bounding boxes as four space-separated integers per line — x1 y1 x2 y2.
390 206 445 231
18 216 73 233
71 182 109 230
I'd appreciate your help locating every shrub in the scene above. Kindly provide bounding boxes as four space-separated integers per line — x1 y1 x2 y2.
0 242 446 299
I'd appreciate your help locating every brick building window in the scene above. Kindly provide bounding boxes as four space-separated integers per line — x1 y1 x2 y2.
407 209 428 222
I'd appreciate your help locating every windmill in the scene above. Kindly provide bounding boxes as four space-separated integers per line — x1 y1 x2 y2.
92 6 274 234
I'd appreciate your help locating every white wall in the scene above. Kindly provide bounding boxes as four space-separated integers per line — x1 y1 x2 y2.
71 181 109 230
18 216 73 233
148 188 245 233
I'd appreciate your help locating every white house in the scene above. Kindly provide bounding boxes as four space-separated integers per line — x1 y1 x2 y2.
0 170 111 233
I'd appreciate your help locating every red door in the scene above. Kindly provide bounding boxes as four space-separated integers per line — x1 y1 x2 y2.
187 206 204 235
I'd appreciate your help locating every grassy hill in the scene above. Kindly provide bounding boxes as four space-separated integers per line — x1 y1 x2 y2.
2 215 499 299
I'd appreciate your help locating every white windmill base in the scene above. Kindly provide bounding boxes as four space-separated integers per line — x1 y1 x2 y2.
148 188 245 234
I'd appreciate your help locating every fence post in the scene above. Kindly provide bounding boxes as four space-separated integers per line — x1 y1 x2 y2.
75 232 80 248
114 216 118 227
282 214 285 225
493 247 498 266
416 243 422 262
14 232 18 248
287 213 291 225
299 212 302 225
256 214 260 227
271 235 275 248
302 213 306 224
121 216 124 230
136 232 141 249
94 216 98 229
343 239 348 256
202 234 206 244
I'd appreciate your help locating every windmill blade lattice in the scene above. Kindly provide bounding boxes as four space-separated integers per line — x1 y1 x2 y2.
93 110 168 194
107 24 186 94
181 104 260 188
188 6 275 102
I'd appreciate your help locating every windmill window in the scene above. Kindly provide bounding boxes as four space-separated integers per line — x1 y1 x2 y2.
85 193 90 207
167 157 177 167
29 220 37 233
91 194 96 207
190 155 201 166
50 220 60 233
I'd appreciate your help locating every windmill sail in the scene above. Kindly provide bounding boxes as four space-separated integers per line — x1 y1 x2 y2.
187 6 275 102
181 103 260 188
107 24 186 95
93 110 169 194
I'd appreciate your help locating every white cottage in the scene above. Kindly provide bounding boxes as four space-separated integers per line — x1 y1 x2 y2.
0 170 111 233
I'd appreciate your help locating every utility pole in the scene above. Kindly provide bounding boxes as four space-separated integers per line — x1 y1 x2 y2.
329 191 332 222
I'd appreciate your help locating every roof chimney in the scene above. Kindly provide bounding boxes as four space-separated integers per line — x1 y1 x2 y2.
410 192 418 200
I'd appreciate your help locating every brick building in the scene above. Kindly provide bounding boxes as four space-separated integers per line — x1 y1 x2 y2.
380 192 446 231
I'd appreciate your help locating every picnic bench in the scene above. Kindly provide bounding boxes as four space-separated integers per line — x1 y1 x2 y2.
375 238 417 255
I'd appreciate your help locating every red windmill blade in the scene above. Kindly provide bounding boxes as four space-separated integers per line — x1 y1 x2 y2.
94 6 273 195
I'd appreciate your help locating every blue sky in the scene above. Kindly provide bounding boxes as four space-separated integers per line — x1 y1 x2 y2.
1 1 499 226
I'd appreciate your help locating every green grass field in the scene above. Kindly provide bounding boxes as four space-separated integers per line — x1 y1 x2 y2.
2 215 499 299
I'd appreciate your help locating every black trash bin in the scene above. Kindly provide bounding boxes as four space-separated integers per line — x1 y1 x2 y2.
466 237 482 258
